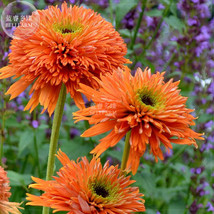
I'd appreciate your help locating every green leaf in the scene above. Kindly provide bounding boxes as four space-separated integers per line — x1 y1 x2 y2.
139 57 156 72
38 124 49 130
161 0 170 4
133 168 156 195
164 16 185 33
54 138 94 172
106 149 122 161
115 0 138 29
166 71 181 78
118 29 131 38
197 113 210 123
170 2 178 16
202 151 214 171
170 163 191 181
18 130 34 156
144 209 158 214
7 170 32 187
145 9 163 17
168 197 186 214
156 187 186 203
35 129 46 146
38 144 49 166
37 0 46 9
60 137 94 160
5 116 23 128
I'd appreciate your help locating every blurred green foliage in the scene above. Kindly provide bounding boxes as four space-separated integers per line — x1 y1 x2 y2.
0 0 213 214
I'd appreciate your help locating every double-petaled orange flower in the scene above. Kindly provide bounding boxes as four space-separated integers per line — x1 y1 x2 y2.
0 2 129 116
73 67 204 174
0 166 21 214
26 150 145 213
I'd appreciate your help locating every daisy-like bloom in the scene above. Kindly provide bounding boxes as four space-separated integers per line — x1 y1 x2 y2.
26 150 145 213
73 67 204 174
0 3 129 116
0 166 21 214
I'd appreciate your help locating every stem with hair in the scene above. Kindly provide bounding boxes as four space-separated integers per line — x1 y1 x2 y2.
42 84 66 214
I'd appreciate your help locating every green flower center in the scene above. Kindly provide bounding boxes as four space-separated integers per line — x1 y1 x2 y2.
137 87 165 109
93 184 109 198
53 21 83 35
89 177 120 202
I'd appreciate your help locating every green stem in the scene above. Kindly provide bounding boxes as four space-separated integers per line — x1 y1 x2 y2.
121 130 131 171
84 120 90 130
144 19 163 54
33 132 41 176
0 123 4 166
183 182 191 214
109 0 114 24
129 0 147 50
162 145 188 171
33 110 41 177
0 81 6 166
140 1 172 58
21 154 29 174
161 52 176 72
42 84 66 214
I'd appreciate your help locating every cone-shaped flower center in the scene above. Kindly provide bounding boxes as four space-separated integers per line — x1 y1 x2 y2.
94 184 109 198
141 94 155 107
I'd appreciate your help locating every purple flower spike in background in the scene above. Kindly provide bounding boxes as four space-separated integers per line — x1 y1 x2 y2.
70 128 80 139
189 200 203 214
18 105 24 111
206 202 214 212
122 9 136 30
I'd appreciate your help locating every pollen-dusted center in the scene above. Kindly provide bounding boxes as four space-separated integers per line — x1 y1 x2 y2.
94 184 109 198
141 94 155 107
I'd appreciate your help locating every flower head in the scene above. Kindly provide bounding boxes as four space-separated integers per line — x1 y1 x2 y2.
26 150 145 213
73 67 204 174
0 166 21 214
0 3 128 116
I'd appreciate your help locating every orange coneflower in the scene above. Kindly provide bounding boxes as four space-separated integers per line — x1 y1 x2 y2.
26 150 145 213
0 166 21 214
0 3 129 116
73 67 204 174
